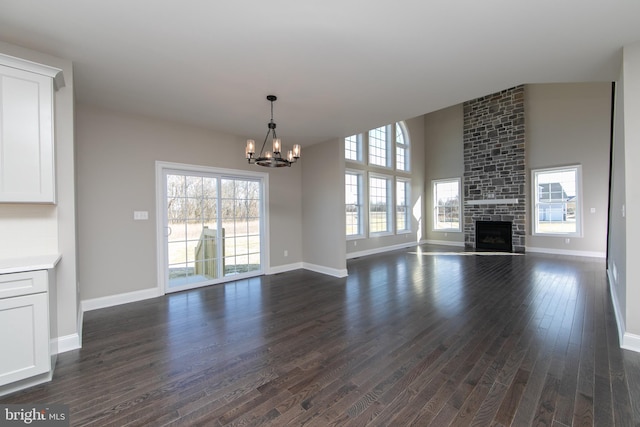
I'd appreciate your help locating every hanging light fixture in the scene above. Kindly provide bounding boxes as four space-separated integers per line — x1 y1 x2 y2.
246 95 300 167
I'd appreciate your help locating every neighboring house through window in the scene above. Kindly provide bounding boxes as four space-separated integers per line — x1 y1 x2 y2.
532 165 581 236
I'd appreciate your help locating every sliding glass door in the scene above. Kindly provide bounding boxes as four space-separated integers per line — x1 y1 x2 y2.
160 165 265 293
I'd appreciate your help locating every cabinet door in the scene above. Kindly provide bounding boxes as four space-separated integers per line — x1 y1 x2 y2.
0 65 55 203
0 292 50 386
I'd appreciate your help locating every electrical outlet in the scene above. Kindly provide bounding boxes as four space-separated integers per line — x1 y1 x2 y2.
284 250 288 257
565 238 570 244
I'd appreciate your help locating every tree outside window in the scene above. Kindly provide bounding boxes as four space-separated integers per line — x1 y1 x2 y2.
433 178 461 231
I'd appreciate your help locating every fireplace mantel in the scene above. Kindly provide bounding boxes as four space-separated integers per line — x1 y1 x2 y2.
465 199 519 205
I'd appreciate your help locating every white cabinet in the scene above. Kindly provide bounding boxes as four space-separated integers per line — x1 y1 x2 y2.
0 54 64 204
0 291 49 386
0 264 57 395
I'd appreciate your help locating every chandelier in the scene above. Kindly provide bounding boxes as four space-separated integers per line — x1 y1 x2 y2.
245 95 300 167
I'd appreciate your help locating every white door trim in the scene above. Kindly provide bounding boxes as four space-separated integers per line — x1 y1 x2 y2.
155 161 270 295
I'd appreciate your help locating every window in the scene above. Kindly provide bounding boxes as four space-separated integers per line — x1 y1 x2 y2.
345 171 364 237
396 122 410 172
396 179 410 233
368 125 391 168
344 122 412 238
433 178 461 231
345 134 362 162
369 175 393 234
161 165 265 294
532 165 581 236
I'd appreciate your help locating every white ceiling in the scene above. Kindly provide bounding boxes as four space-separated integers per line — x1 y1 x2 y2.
1 0 640 145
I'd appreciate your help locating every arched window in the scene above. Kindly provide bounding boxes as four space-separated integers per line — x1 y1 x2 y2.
344 122 412 238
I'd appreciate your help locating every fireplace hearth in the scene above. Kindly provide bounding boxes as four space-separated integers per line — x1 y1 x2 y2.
476 221 512 252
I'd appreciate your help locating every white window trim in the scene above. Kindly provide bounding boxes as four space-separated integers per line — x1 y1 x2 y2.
345 134 364 164
396 121 411 173
368 125 393 169
432 177 462 232
346 169 365 240
369 172 394 237
531 165 583 237
396 177 412 234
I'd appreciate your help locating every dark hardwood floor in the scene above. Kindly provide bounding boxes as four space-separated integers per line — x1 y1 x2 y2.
3 244 640 426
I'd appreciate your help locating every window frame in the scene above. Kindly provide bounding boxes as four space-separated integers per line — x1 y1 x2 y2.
432 177 462 232
369 173 394 236
531 165 582 237
396 177 411 234
395 122 410 172
344 122 412 239
368 125 392 169
345 170 365 239
345 133 363 163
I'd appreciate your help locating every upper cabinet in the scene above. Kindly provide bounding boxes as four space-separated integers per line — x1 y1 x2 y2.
0 54 65 204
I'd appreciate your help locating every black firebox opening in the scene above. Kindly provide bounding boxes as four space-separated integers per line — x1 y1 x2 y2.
475 221 512 252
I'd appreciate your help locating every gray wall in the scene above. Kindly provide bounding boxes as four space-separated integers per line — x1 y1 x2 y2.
611 42 640 340
422 83 611 256
302 139 347 275
609 41 640 346
609 74 627 331
77 105 303 300
622 42 640 337
0 41 79 342
423 104 465 245
526 83 611 255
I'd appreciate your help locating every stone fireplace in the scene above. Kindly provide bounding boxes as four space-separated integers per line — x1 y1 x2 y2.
463 86 526 252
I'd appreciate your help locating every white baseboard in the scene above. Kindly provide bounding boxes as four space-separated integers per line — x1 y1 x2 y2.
526 246 606 258
81 287 162 312
422 239 465 247
622 332 640 353
607 268 640 353
346 241 420 260
268 262 303 275
56 333 81 354
608 268 626 345
0 371 53 397
51 306 83 354
303 262 348 278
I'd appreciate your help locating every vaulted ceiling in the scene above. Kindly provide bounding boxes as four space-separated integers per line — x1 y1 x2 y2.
1 0 639 144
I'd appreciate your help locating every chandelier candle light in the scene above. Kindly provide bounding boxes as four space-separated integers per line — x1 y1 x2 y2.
246 95 301 167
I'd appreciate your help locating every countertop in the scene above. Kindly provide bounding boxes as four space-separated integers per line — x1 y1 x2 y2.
0 254 61 274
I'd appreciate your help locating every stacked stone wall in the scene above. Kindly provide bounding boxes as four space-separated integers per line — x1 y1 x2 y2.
463 85 526 252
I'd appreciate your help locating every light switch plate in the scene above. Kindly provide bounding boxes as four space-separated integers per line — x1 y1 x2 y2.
134 211 149 220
